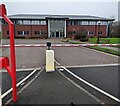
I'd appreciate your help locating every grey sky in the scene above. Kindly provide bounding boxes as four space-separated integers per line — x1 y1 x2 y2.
1 2 119 21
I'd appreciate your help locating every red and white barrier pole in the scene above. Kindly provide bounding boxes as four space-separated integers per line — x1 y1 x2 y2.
1 44 120 48
0 4 17 102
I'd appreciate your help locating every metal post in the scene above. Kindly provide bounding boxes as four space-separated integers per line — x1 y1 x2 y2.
97 21 101 44
0 4 17 102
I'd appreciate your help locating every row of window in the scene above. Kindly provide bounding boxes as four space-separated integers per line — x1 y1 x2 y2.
7 31 47 35
18 31 29 35
34 31 47 35
15 20 46 25
3 20 108 26
3 20 46 25
7 30 102 35
67 31 102 35
68 21 108 26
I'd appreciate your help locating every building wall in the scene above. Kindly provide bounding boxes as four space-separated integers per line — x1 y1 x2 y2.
2 25 9 38
66 25 107 38
15 25 31 38
31 25 48 38
2 25 48 38
2 22 107 39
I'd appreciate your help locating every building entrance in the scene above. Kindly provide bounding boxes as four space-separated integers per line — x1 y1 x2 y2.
48 19 66 38
56 32 59 37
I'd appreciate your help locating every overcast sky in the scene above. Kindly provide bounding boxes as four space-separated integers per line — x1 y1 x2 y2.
0 1 119 21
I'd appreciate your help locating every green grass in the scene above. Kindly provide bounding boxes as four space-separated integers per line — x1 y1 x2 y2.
89 38 120 44
87 46 120 56
65 39 120 56
68 40 83 44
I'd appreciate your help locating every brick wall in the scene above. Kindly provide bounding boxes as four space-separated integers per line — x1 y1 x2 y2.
2 25 48 38
2 25 9 38
66 25 107 38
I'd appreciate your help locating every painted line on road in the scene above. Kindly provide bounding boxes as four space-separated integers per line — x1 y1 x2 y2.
0 88 2 106
5 67 44 105
54 58 103 103
61 66 120 103
40 47 120 103
58 70 104 104
64 63 119 68
1 68 41 99
2 67 41 72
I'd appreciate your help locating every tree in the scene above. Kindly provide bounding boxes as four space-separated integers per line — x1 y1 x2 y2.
75 27 88 41
110 21 120 37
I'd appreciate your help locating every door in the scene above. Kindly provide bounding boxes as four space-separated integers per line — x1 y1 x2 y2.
56 32 59 37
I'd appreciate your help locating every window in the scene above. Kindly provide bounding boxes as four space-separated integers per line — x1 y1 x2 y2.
78 21 82 25
35 31 39 35
100 21 108 25
73 31 76 34
88 21 96 25
18 31 20 35
23 20 31 25
68 21 75 25
35 31 46 35
81 21 89 25
18 31 23 35
88 31 94 35
98 31 102 35
18 31 29 35
7 31 9 35
17 20 23 25
24 31 29 35
32 20 39 25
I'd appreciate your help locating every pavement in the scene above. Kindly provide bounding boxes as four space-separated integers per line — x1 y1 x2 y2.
2 38 65 45
1 39 119 105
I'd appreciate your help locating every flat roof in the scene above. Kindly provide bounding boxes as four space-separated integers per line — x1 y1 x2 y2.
7 14 114 21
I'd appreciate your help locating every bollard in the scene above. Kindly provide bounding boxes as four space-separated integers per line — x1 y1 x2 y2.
46 50 55 72
46 42 51 50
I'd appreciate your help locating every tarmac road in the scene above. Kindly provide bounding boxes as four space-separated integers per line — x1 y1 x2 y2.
66 66 119 99
9 70 102 104
53 47 118 66
2 39 119 104
2 39 119 69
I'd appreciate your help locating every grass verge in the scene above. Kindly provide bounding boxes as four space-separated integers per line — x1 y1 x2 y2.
63 39 120 56
89 38 120 44
86 46 120 56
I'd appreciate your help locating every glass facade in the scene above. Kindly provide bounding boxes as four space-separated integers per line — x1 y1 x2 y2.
49 19 65 37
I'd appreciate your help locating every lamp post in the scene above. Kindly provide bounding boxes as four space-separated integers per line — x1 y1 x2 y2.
97 21 101 44
72 29 75 39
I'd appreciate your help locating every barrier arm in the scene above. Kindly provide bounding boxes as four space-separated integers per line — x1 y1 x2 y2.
0 4 17 102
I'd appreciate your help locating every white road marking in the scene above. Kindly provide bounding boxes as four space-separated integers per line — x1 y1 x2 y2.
64 63 119 68
58 70 104 104
61 66 120 103
1 68 41 99
0 87 2 106
2 67 41 72
31 46 120 103
5 67 44 105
